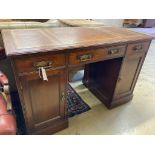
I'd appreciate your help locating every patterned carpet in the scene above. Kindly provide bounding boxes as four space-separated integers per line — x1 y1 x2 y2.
67 85 91 118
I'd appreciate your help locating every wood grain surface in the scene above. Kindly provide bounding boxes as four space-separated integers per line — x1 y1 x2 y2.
2 26 154 134
2 27 154 56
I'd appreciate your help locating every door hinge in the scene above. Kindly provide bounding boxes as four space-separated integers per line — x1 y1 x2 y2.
19 82 23 90
61 92 65 102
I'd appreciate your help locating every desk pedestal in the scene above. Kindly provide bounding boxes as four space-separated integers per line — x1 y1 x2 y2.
83 41 150 109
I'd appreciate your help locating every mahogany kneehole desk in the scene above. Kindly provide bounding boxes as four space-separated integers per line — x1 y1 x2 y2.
2 27 153 134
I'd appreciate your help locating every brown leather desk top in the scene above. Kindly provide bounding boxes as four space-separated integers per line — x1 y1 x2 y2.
2 27 154 56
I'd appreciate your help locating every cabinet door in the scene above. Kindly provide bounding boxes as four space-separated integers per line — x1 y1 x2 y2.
19 69 67 133
114 42 150 99
114 56 143 98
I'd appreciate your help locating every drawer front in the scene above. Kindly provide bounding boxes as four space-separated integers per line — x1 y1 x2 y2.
69 45 126 65
14 53 66 73
126 41 150 57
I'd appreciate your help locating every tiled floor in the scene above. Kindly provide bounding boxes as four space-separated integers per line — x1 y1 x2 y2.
56 36 155 135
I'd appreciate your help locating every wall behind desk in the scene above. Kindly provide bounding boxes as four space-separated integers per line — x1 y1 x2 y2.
95 19 124 27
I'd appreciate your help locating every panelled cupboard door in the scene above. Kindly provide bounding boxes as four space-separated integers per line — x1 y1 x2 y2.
114 55 144 98
114 41 151 99
19 69 66 133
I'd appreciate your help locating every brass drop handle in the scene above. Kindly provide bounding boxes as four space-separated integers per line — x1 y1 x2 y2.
133 45 143 51
77 54 93 62
108 49 120 55
33 60 53 69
